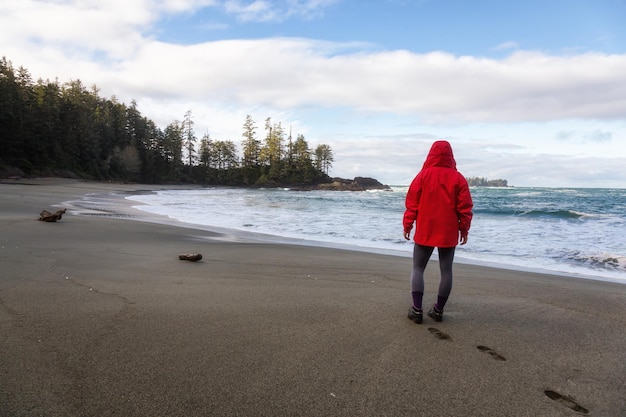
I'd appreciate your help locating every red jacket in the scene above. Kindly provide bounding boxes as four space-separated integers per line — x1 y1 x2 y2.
403 141 473 248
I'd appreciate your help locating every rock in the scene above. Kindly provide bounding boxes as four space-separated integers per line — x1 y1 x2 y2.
179 253 203 261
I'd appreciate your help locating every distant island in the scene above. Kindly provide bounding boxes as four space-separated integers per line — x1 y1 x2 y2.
292 176 390 191
466 177 509 187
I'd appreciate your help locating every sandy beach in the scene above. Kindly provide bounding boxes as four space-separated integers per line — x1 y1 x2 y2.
1 178 625 417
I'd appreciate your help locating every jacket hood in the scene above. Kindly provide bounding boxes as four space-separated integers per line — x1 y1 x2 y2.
422 140 457 170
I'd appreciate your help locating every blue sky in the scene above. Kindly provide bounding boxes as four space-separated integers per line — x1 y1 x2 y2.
1 0 626 187
161 1 625 55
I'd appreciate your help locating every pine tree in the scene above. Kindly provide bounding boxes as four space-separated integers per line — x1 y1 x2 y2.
182 110 197 171
241 114 260 167
315 144 333 175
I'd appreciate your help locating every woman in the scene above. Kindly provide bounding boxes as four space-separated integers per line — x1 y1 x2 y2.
403 140 473 323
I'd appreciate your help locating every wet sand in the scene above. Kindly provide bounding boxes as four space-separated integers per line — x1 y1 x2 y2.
1 178 625 416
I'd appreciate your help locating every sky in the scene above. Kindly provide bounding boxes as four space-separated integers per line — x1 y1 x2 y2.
1 0 626 187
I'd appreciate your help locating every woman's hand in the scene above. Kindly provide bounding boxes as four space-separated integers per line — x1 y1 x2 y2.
403 231 411 241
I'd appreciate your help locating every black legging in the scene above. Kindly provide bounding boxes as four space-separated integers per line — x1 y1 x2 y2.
410 244 455 298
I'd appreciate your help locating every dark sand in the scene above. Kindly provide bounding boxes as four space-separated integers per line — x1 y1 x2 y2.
1 178 625 417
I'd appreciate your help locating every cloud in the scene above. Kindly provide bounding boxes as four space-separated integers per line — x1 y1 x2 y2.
224 0 277 22
492 41 520 51
111 45 626 124
27 39 626 125
322 132 626 188
4 2 626 126
556 131 576 141
1 0 625 187
556 129 613 145
584 130 612 143
223 0 338 22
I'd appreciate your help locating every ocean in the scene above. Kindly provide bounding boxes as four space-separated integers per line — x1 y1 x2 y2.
72 186 626 283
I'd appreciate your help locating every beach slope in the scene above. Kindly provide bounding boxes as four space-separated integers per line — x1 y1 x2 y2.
1 179 625 416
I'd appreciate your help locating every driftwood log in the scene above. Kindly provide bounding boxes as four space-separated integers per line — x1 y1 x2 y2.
38 208 67 222
179 253 202 261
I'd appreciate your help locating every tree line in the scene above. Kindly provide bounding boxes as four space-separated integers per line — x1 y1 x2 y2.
466 176 509 187
0 57 334 186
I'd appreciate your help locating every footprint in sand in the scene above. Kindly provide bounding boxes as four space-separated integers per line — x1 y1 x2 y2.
544 390 589 414
428 327 451 340
477 345 506 361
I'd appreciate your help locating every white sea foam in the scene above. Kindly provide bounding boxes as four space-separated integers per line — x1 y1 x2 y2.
111 186 626 283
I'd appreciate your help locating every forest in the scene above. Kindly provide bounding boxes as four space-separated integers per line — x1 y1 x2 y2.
466 177 509 187
0 57 334 186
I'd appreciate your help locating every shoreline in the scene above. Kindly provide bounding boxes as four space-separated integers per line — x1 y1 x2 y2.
53 178 626 285
2 178 626 416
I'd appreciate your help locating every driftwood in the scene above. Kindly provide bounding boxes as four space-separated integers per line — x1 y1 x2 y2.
179 253 202 262
38 208 67 222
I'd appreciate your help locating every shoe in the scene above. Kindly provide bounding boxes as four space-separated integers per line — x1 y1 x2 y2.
428 305 443 322
407 306 423 324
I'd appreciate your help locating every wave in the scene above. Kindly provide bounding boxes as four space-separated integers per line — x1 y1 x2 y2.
67 187 626 282
518 209 586 219
474 208 594 220
561 251 626 273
